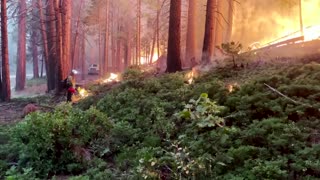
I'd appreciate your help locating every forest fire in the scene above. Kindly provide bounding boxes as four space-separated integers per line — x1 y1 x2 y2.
77 87 89 98
103 73 119 83
186 71 194 84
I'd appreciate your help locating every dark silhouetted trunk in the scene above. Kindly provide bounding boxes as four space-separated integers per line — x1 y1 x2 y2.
166 0 182 73
201 0 216 63
1 0 11 101
16 0 27 91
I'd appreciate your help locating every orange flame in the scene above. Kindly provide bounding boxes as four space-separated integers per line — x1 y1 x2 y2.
77 87 89 98
103 73 119 83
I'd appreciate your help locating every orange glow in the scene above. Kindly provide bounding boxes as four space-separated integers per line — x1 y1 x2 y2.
186 71 194 84
227 85 234 93
249 0 320 49
103 73 119 83
77 87 89 98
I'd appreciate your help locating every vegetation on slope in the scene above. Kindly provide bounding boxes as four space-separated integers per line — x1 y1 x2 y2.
1 62 320 179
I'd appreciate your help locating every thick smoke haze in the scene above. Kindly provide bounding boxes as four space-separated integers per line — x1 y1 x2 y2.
232 0 320 49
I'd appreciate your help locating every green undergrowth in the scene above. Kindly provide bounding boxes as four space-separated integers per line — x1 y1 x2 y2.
2 62 320 179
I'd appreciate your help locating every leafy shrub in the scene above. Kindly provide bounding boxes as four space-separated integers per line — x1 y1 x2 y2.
122 65 143 80
9 105 112 178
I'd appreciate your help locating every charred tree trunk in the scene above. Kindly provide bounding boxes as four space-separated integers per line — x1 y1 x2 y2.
185 0 197 67
1 0 11 101
16 0 27 91
201 0 216 63
166 0 182 73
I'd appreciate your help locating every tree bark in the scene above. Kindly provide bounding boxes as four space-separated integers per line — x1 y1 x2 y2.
201 0 216 63
136 0 141 65
31 32 39 79
47 0 57 91
37 0 49 86
71 0 84 69
185 0 197 68
54 0 64 94
81 33 86 80
214 0 223 53
62 0 72 77
31 0 39 79
16 0 27 91
224 0 234 43
1 0 11 101
103 0 109 74
166 0 182 73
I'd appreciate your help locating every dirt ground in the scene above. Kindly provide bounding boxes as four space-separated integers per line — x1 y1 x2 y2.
0 74 100 125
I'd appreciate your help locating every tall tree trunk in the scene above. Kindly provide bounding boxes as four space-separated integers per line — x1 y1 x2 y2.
31 32 39 79
16 0 27 91
149 28 156 64
201 0 216 63
1 0 11 101
156 0 160 60
103 0 109 74
71 0 84 69
116 37 121 72
98 5 102 76
47 0 57 91
81 33 86 80
31 0 39 79
185 0 197 68
54 0 64 94
62 0 71 77
136 0 141 65
299 0 303 36
224 0 234 43
214 0 223 54
38 0 49 88
166 0 182 73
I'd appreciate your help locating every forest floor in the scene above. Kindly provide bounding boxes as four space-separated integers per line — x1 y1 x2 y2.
0 74 100 125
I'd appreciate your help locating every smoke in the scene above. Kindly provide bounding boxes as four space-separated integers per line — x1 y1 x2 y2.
232 0 320 49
